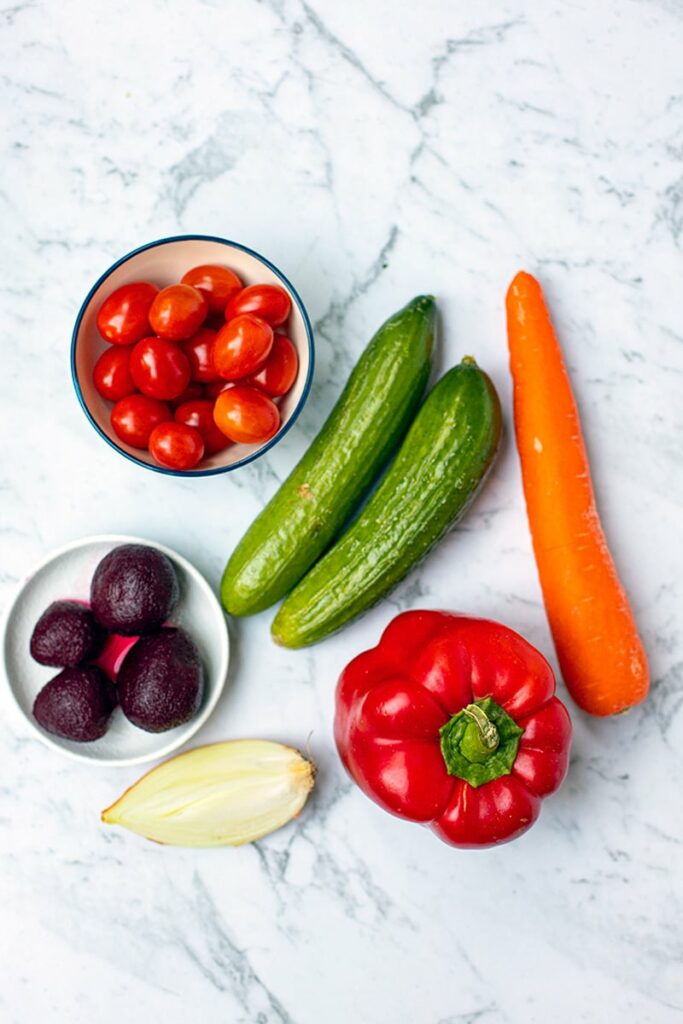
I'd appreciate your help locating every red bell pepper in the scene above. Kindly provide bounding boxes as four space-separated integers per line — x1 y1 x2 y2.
335 610 572 848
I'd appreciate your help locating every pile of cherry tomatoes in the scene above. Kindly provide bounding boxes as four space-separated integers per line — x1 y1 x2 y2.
93 264 299 470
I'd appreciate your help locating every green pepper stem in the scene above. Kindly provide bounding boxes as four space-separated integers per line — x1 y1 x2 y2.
462 703 499 757
439 697 523 787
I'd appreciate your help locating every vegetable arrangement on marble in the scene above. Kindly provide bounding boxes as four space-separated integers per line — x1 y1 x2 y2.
19 258 650 852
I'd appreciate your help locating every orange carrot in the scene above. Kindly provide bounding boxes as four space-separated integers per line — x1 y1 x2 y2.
506 271 649 716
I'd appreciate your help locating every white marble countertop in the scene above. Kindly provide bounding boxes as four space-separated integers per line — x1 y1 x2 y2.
1 2 682 1022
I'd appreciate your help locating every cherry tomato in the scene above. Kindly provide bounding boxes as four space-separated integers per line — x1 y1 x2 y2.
205 379 234 400
174 399 232 455
213 315 273 380
225 284 291 327
149 284 208 341
129 337 191 401
148 422 205 470
181 264 243 316
172 398 215 435
213 385 280 444
246 335 298 397
182 327 219 383
96 282 159 346
171 381 204 408
93 346 137 402
111 395 171 449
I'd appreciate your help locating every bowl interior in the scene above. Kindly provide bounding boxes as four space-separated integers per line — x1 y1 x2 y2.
2 535 229 766
73 238 313 473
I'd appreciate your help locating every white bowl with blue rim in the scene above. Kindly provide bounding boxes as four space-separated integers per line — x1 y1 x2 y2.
71 235 315 477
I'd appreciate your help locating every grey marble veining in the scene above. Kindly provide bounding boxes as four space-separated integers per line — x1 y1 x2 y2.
1 2 682 1022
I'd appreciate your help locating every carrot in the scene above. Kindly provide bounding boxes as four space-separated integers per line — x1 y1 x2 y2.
505 271 649 716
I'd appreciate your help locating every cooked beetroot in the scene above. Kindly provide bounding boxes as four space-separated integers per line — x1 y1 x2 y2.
30 600 106 667
90 544 179 636
118 627 204 732
33 666 117 742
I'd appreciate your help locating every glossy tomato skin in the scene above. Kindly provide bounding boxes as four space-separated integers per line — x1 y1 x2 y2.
213 315 273 380
111 394 171 449
173 399 215 435
93 346 137 402
129 337 191 401
148 422 205 470
225 284 291 327
174 399 231 455
149 284 208 341
246 335 298 397
181 265 242 316
182 327 219 383
205 379 233 400
213 385 280 444
96 282 159 346
170 381 204 408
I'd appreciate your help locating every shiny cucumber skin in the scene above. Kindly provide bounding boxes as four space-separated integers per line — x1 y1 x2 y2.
271 358 502 647
221 296 436 616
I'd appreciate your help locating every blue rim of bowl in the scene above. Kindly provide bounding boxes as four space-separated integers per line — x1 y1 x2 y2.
70 234 315 477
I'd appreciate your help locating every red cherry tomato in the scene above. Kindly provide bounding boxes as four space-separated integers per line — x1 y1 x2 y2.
96 282 159 346
182 327 219 383
129 337 191 401
246 335 299 397
225 284 291 327
213 385 280 444
148 422 205 470
205 379 234 400
213 315 273 380
149 284 208 341
93 346 137 402
172 398 214 435
181 265 243 316
174 399 232 455
171 381 204 408
111 395 171 449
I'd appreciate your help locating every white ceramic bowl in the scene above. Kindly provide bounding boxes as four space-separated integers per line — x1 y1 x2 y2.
71 235 315 476
1 535 229 766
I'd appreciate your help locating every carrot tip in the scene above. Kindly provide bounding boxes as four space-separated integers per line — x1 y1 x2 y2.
508 270 540 297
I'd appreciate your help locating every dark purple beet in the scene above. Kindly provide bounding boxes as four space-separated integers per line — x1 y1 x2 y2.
90 544 179 636
33 666 118 742
118 627 204 732
30 600 107 667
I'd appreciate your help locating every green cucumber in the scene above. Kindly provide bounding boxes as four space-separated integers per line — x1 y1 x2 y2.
271 357 502 647
221 296 436 616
